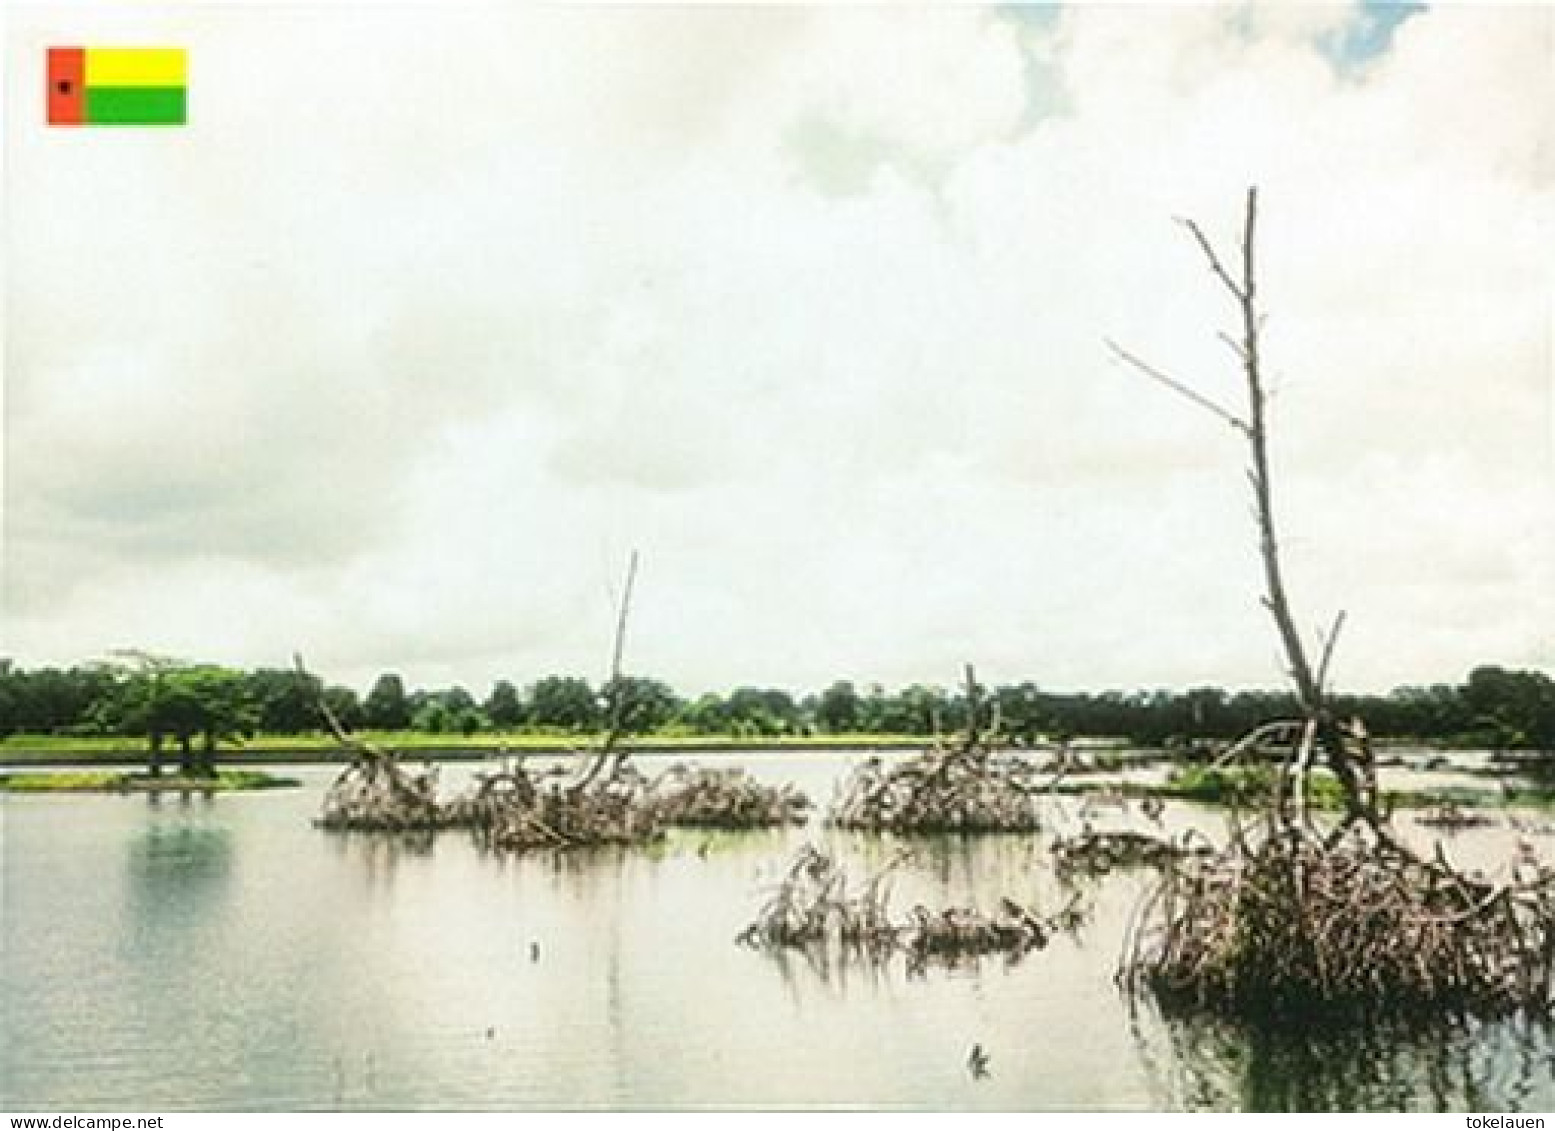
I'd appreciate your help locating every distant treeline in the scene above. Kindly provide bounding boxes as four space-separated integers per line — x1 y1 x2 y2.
0 658 1552 752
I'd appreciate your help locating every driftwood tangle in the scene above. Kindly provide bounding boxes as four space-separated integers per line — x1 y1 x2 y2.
830 665 1045 833
305 556 668 849
304 554 810 844
1122 823 1555 1015
649 765 811 828
303 655 446 832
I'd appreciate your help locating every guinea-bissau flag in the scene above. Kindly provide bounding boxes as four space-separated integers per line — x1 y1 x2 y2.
47 47 186 126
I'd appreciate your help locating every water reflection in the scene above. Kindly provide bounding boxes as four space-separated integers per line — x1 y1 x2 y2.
126 818 232 898
759 939 900 997
1135 1002 1555 1111
320 828 435 889
754 934 1060 1000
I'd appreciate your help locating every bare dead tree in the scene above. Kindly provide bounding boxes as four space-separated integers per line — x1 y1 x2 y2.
1107 187 1375 829
1110 192 1555 1019
571 548 640 794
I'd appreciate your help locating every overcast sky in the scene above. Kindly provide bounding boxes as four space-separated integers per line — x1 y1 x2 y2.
3 2 1551 697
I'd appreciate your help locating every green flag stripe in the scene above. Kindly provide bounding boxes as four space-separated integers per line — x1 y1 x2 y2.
85 86 185 125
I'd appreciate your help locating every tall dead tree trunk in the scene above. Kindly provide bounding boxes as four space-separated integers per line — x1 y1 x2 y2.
1108 187 1374 826
572 548 640 794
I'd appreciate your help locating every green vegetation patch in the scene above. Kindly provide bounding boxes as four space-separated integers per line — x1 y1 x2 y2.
1494 784 1555 809
0 770 299 793
1162 766 1349 809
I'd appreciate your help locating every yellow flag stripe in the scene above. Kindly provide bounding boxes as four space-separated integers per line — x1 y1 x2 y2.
84 48 185 88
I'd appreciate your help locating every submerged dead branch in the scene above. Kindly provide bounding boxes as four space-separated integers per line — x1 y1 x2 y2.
1052 830 1208 883
736 845 900 954
1415 803 1496 832
738 845 1084 969
902 897 1064 971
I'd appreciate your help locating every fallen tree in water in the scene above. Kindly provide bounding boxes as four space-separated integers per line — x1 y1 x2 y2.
316 754 444 830
303 657 447 832
830 666 1045 834
738 845 1083 968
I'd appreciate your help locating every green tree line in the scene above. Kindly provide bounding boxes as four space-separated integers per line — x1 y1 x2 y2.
2 656 1553 756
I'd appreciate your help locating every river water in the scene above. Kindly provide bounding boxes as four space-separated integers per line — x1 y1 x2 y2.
2 754 1552 1111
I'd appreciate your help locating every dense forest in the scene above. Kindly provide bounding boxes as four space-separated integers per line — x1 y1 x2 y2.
1 656 1552 753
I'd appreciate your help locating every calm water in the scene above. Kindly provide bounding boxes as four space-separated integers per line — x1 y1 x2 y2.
2 755 1552 1111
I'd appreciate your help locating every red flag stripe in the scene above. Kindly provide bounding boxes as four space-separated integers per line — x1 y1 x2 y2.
47 47 85 125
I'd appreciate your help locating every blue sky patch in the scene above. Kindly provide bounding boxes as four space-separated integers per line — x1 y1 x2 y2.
1321 1 1427 71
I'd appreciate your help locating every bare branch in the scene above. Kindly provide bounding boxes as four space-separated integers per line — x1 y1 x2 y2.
1314 609 1348 696
573 550 642 793
1217 330 1248 361
1292 716 1318 821
294 652 394 765
1105 339 1250 435
1213 718 1304 768
962 663 982 755
1242 186 1259 304
607 549 640 694
1177 216 1245 301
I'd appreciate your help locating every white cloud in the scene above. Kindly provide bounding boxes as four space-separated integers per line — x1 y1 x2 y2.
4 3 1550 696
